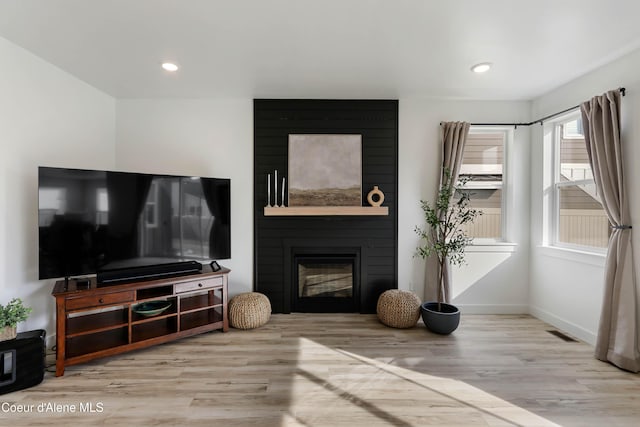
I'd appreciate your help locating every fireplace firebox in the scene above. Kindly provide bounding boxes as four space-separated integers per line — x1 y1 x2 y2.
292 251 360 313
298 258 353 298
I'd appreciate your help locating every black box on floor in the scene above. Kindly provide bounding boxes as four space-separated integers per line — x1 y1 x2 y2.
0 329 46 395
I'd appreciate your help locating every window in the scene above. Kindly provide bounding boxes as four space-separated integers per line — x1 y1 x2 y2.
457 130 507 241
551 114 609 250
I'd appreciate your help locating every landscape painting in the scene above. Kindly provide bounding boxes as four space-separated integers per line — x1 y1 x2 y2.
288 134 362 206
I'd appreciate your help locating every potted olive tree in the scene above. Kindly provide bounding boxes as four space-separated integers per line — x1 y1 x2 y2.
0 298 32 341
415 170 480 334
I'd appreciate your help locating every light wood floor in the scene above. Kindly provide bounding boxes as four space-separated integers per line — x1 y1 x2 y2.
2 314 639 426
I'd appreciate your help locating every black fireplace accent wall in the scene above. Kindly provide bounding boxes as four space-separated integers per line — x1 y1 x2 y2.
253 99 398 313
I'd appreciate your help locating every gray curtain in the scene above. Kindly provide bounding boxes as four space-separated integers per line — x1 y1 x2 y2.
581 90 640 372
424 121 471 303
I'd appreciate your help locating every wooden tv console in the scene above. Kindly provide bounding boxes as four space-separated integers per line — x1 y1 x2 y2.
51 266 229 377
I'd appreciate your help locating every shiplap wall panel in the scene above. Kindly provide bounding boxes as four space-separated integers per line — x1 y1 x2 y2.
253 99 398 313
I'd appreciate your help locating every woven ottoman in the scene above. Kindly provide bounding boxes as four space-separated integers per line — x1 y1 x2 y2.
228 292 271 329
376 289 421 328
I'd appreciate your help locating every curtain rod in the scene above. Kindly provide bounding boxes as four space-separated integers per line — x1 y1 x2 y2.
456 87 626 128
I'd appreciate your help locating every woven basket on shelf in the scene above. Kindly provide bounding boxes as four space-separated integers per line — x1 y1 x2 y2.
376 289 421 329
228 292 272 330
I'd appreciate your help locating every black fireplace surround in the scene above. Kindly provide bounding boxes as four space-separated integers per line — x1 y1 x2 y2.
253 99 398 313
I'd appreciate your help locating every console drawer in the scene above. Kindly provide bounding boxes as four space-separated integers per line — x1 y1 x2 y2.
66 291 135 311
174 277 223 294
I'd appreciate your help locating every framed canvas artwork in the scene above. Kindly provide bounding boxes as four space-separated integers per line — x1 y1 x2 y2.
288 134 362 206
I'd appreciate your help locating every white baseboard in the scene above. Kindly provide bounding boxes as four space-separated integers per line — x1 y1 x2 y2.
455 304 529 314
528 305 597 345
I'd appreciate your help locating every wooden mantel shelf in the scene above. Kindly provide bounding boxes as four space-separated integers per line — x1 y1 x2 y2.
264 206 388 216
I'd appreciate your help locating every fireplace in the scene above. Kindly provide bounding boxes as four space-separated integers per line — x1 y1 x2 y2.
286 246 361 313
254 99 398 313
294 254 359 312
298 258 353 298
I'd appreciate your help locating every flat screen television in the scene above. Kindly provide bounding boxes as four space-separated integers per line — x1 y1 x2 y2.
38 166 231 282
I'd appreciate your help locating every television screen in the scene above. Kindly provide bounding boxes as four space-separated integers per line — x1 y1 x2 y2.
38 167 230 280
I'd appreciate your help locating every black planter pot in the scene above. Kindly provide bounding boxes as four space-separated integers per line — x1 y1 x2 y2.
421 302 460 335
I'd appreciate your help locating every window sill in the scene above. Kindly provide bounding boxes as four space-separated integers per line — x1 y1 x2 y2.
466 241 517 253
538 245 606 267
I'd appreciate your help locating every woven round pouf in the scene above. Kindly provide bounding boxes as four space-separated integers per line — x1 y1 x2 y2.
228 292 271 329
376 289 421 328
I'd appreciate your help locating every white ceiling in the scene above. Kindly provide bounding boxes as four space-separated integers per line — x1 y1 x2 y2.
1 0 640 100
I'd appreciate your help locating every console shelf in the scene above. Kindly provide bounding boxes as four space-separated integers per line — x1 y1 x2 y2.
52 266 229 376
66 309 129 337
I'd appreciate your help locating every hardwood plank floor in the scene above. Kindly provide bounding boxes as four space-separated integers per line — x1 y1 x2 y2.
1 314 639 426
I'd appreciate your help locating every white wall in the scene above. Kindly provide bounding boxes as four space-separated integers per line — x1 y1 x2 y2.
399 99 531 313
115 99 254 296
115 97 533 311
0 37 116 338
529 48 640 344
11 29 618 340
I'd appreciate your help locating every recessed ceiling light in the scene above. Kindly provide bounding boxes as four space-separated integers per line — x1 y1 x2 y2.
161 62 179 72
471 62 492 73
